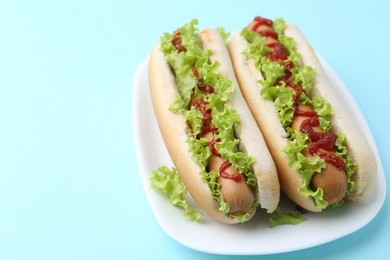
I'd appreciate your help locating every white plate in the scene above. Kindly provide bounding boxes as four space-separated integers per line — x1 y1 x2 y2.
132 56 386 255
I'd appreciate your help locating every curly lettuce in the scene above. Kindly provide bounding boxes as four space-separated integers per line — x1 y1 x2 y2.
268 207 307 228
150 166 202 222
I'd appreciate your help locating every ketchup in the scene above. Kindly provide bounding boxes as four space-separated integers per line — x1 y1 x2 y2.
171 31 187 53
209 138 222 157
193 98 216 135
248 16 345 170
198 84 214 94
192 66 202 83
258 30 278 39
294 108 316 117
172 30 242 182
301 117 345 170
220 161 242 182
266 42 288 61
253 16 273 27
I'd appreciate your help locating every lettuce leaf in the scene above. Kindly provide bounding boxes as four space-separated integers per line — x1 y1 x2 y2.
184 106 203 137
335 133 357 194
272 18 286 35
273 85 296 127
216 27 230 44
310 95 333 131
186 136 210 168
259 61 285 89
169 94 187 114
291 65 316 93
241 29 270 68
278 35 295 55
150 166 203 222
261 84 296 128
268 207 307 228
195 58 233 99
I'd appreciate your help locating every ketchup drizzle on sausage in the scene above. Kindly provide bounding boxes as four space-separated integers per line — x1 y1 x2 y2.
266 42 288 61
220 161 241 182
301 117 345 170
172 35 242 182
248 16 345 170
209 138 222 157
258 30 278 39
254 16 273 27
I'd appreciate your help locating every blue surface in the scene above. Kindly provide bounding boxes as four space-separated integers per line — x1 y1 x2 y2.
0 0 388 259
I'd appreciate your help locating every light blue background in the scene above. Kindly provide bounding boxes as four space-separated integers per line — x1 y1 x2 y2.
0 0 388 259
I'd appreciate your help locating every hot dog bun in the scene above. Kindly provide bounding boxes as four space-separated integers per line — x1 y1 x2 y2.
228 18 376 212
284 24 376 201
149 26 280 223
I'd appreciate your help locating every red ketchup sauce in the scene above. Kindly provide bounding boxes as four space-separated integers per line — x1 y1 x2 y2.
301 117 345 170
248 16 345 170
220 161 241 182
172 37 241 182
171 31 187 53
209 138 222 157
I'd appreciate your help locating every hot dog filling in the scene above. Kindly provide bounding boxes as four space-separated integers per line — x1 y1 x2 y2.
174 31 243 183
161 20 258 218
242 16 357 208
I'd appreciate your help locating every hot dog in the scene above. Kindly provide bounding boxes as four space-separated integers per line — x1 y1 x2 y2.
228 16 376 212
148 19 280 223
